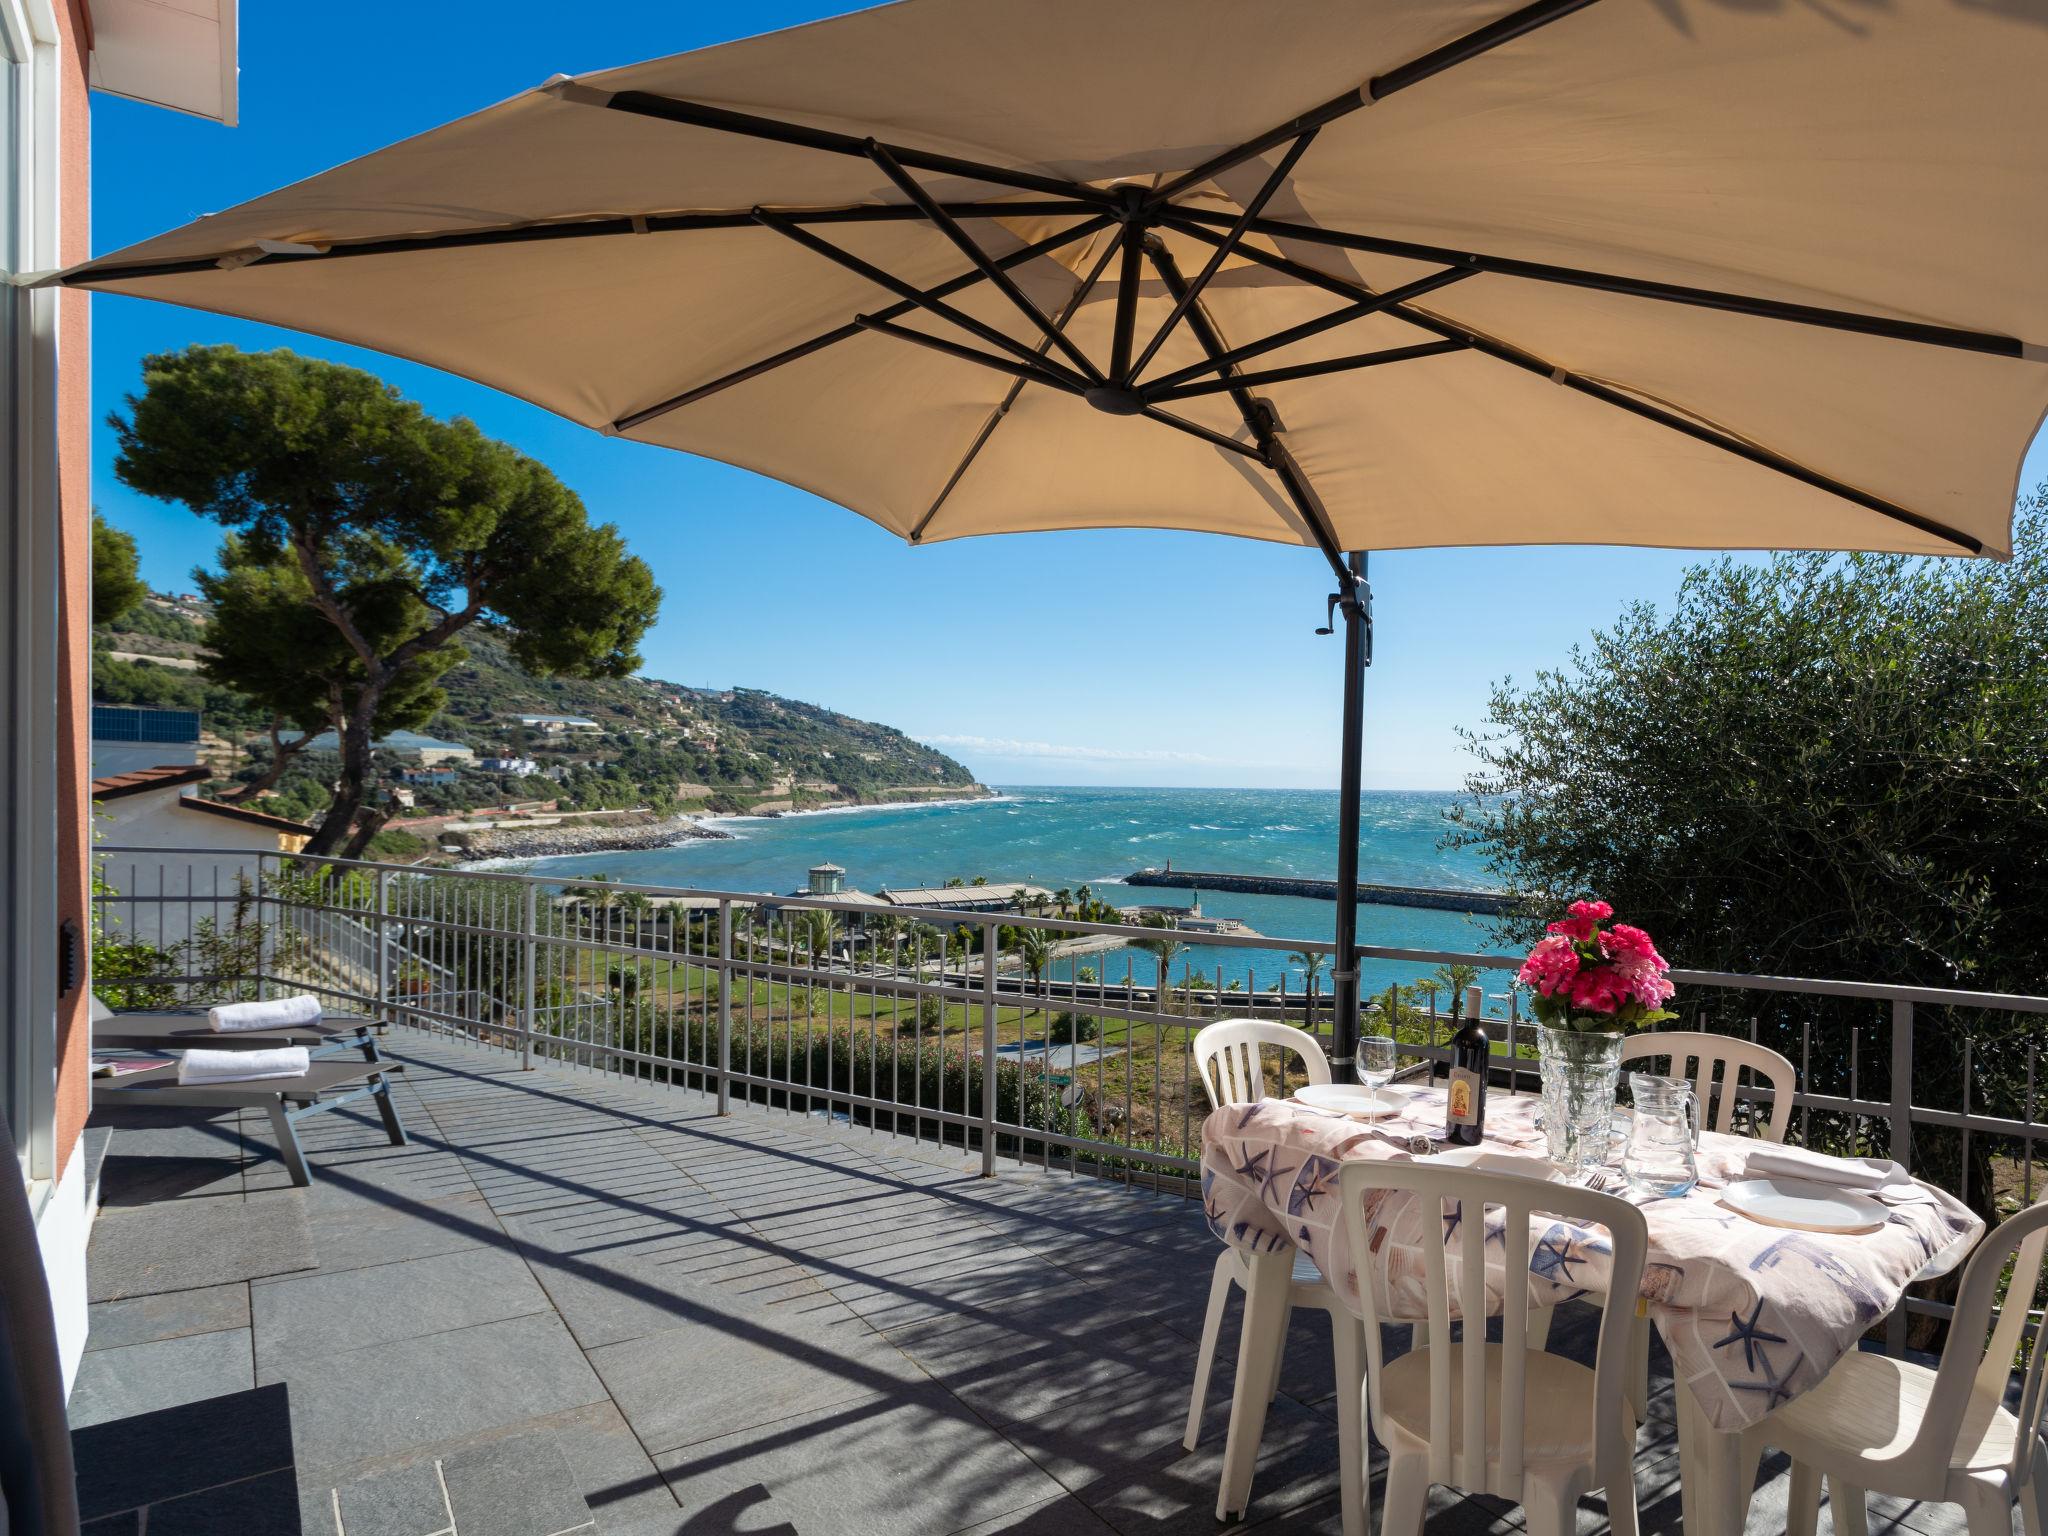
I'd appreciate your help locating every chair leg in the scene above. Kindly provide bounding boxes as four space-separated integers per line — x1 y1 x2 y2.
1379 1448 1430 1536
1522 1483 1574 1536
371 1074 409 1145
1606 1422 1642 1536
1785 1459 1821 1536
1329 1313 1368 1536
1266 1296 1295 1403
1957 1481 2016 1536
1828 1478 1869 1536
2024 1444 2048 1536
1630 1309 1652 1425
265 1100 313 1186
1184 1250 1235 1452
1217 1249 1290 1522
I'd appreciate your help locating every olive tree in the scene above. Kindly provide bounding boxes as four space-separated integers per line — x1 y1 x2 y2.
1449 494 2048 1217
113 346 660 856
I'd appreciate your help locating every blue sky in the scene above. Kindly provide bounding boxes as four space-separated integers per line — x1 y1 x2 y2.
86 2 2048 793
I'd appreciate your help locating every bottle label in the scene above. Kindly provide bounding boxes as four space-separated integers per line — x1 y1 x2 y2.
1447 1066 1481 1126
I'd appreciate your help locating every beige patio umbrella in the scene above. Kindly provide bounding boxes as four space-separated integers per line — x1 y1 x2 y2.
62 0 2048 1060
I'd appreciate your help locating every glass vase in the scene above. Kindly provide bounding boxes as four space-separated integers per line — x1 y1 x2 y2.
1538 1025 1626 1177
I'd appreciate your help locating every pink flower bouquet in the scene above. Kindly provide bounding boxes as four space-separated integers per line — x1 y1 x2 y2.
1517 899 1678 1033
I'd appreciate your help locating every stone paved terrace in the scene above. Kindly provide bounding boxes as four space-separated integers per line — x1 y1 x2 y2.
68 1028 1982 1536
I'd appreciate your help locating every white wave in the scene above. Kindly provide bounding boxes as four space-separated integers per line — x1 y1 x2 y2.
701 793 1011 830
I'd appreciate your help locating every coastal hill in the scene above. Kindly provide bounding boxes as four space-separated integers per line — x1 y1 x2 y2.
91 594 984 832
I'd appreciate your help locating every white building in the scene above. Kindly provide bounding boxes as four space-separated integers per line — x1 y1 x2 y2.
481 754 541 775
92 765 312 948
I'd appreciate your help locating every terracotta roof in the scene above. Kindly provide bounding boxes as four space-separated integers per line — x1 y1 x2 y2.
90 764 210 801
179 797 315 836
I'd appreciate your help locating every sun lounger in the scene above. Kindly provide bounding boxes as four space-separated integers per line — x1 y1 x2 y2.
91 1057 408 1187
91 1004 385 1064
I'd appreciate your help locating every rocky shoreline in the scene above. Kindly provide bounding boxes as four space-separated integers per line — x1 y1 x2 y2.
450 815 732 863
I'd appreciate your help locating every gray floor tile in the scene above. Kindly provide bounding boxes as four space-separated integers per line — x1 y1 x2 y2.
265 1311 609 1472
145 1466 305 1535
588 1295 918 1455
67 1327 255 1428
542 1399 682 1531
949 1490 1119 1534
653 1383 1064 1536
85 1282 249 1353
87 1191 314 1301
71 1382 296 1522
252 1245 551 1370
441 1430 594 1536
289 1185 505 1273
315 1459 450 1536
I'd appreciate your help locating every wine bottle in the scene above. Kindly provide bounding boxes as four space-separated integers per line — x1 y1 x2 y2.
1445 984 1487 1146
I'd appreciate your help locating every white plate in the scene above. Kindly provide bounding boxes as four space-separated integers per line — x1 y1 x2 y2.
1433 1145 1566 1182
1292 1082 1415 1119
1719 1178 1887 1235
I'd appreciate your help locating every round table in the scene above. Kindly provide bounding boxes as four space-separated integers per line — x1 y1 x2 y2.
1199 1081 1983 1535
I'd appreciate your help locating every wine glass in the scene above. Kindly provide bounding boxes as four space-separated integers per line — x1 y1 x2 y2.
1355 1034 1398 1114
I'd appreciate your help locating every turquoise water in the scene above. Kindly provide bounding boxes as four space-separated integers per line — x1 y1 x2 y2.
518 786 1513 996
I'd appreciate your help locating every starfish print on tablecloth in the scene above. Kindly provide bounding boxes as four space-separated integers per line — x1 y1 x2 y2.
1288 1155 1340 1217
1712 1298 1788 1373
1230 1144 1271 1185
1442 1200 1463 1243
1234 1103 1268 1131
1732 1348 1807 1410
1530 1222 1589 1284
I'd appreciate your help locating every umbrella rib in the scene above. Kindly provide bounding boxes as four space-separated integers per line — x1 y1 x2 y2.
1145 0 1603 208
751 208 1094 391
911 227 1125 543
596 88 1121 208
866 142 1105 385
1171 217 1983 553
1138 407 1266 461
614 212 1112 432
1126 129 1318 382
1166 206 2042 362
853 316 1080 393
66 203 1100 285
1145 339 1469 401
1147 239 1351 575
1142 267 1474 393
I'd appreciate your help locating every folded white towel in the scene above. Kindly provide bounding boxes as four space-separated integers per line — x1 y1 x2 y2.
208 995 322 1033
1744 1143 1918 1196
177 1046 310 1086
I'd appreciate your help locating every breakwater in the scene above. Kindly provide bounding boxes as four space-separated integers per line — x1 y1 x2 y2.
1125 868 1515 916
451 815 732 863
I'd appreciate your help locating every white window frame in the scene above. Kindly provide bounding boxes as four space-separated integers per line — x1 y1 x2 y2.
1 0 63 1189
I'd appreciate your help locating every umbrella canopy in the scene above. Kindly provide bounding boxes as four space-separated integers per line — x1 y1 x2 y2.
66 0 2048 561
64 0 2048 1059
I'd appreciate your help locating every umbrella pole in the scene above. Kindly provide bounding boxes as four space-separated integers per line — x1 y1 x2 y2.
1328 551 1370 1075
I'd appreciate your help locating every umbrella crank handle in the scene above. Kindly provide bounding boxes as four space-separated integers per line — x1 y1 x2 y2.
1314 584 1374 668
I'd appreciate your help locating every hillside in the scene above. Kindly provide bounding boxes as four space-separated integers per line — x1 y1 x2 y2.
91 594 983 822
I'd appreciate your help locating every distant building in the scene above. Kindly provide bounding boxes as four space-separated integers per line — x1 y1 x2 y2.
507 713 601 735
93 765 314 947
480 754 541 775
878 882 1053 915
90 703 201 777
284 727 476 766
807 862 846 895
398 766 458 787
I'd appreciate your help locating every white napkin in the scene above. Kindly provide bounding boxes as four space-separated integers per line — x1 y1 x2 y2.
177 1046 310 1085
208 995 322 1033
1743 1143 1924 1201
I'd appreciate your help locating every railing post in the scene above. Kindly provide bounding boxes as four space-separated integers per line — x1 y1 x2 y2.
980 919 998 1176
1886 996 1915 1355
373 867 391 1029
717 899 733 1115
521 880 538 1071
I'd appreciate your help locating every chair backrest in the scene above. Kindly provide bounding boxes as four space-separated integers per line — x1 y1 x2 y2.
1191 1019 1330 1111
1918 1198 2048 1488
1338 1158 1648 1503
1618 1029 1795 1141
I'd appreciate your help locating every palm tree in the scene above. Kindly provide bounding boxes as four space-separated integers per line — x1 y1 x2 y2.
1288 948 1330 998
1133 913 1187 1010
1054 887 1072 915
1018 927 1058 990
794 908 840 962
1427 963 1481 1019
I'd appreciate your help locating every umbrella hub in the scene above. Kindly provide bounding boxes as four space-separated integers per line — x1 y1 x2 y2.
1083 384 1146 416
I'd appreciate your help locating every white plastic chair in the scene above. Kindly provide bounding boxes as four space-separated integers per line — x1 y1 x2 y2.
1755 1198 2048 1536
1338 1157 1648 1536
1189 1019 1369 1536
1618 1029 1796 1141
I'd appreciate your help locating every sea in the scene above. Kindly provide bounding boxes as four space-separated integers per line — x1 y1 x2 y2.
516 786 1513 997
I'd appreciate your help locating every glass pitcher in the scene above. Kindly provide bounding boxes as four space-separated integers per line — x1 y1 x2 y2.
1623 1072 1699 1198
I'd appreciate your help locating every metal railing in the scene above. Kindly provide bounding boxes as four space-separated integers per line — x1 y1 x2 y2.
93 844 2046 1346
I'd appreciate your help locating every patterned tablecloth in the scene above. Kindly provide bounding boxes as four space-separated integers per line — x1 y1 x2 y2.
1199 1085 1983 1432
